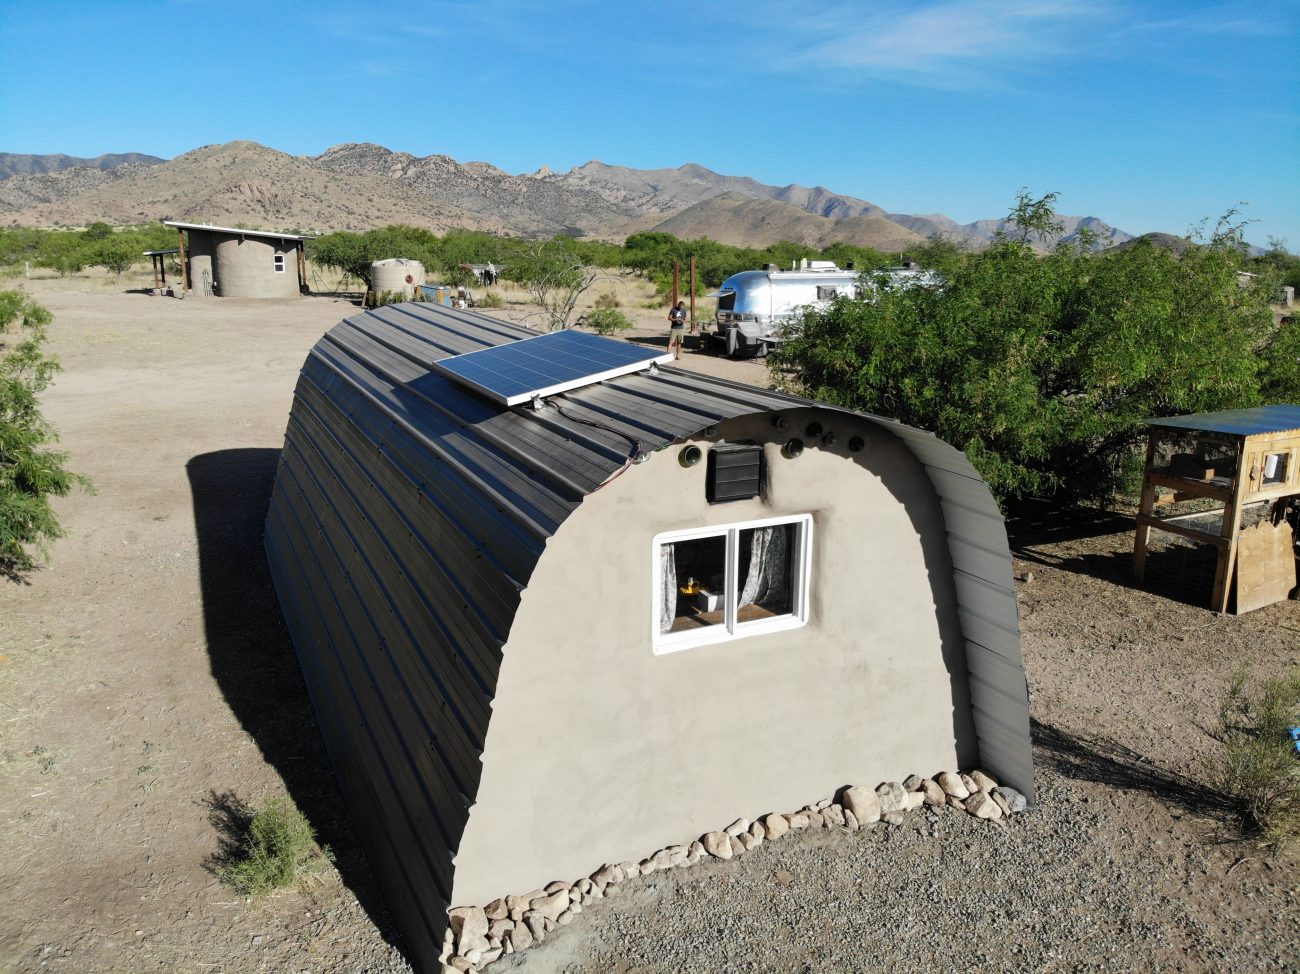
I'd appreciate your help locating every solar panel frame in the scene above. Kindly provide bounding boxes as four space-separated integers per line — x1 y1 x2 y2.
430 330 674 406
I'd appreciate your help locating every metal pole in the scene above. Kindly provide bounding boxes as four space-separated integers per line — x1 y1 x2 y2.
672 261 679 309
689 256 696 329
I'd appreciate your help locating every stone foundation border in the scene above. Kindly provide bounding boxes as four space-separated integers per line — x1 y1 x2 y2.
440 769 1029 972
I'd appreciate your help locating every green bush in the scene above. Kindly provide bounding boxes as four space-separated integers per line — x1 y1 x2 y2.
1216 668 1300 850
477 291 505 309
772 194 1294 505
1 291 90 577
583 306 633 336
594 291 621 309
217 797 332 894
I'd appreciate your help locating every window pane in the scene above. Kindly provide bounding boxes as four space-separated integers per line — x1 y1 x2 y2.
660 535 726 634
737 524 794 622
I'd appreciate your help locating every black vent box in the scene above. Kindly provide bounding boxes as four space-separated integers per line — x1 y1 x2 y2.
707 444 763 503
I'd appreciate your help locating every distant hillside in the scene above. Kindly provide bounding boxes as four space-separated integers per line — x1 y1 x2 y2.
650 194 924 250
0 151 164 179
0 139 1138 252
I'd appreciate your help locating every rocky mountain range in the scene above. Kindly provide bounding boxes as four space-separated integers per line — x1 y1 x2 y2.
0 140 1134 251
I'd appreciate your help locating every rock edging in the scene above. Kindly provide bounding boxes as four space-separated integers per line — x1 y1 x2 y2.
439 769 1027 972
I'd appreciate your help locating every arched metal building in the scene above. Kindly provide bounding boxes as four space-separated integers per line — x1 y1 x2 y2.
263 303 1033 972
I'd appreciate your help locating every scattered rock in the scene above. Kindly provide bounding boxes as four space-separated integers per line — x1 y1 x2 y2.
841 786 881 824
965 791 1002 820
823 804 846 828
686 840 706 865
936 771 969 800
960 773 980 795
724 817 750 837
557 909 574 926
524 913 546 944
921 779 946 806
448 906 489 955
882 811 905 825
763 813 789 840
738 830 761 851
544 880 569 895
506 893 533 921
484 899 507 921
488 919 513 940
749 820 766 841
843 808 859 830
575 878 593 895
994 786 1028 814
590 864 622 889
946 795 965 809
510 921 533 952
786 812 812 830
903 774 924 791
448 957 472 973
875 781 908 813
480 946 502 964
970 769 998 793
992 790 1012 816
703 831 733 859
902 791 925 812
729 835 746 857
531 890 568 923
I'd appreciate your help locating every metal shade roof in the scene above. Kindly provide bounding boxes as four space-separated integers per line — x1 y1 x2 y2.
1146 404 1300 437
163 220 314 242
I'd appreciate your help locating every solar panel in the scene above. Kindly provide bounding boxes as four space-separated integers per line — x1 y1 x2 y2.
430 330 673 406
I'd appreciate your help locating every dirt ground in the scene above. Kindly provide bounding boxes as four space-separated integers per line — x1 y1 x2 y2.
0 270 1297 974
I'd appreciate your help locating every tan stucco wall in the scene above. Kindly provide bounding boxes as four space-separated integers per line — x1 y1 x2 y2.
208 232 299 299
186 233 214 297
451 407 973 904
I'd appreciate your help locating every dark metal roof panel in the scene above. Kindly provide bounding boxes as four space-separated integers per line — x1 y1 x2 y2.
264 302 1034 968
1146 404 1300 437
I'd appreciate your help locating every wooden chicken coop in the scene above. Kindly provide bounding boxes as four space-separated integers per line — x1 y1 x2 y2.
1133 404 1300 613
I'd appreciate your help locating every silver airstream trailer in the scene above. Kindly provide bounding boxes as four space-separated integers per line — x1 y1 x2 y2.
711 260 942 357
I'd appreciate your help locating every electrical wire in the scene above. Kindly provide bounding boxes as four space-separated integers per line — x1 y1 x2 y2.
549 400 644 492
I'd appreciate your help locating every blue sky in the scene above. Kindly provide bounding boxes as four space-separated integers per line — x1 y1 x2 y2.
1 0 1297 244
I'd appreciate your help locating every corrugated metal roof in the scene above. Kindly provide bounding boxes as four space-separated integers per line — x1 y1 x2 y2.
163 220 314 242
264 302 1033 970
1146 404 1300 437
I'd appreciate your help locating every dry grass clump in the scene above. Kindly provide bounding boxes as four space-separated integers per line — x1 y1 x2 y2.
1216 667 1300 850
214 795 332 894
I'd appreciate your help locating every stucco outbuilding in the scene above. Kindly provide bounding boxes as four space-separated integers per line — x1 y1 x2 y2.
165 221 311 298
263 303 1034 972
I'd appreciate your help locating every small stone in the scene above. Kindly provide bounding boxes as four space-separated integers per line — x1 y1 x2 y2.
738 830 761 851
556 909 573 926
686 840 706 865
965 791 1002 820
991 790 1012 816
448 906 489 955
591 864 622 889
816 797 832 810
576 877 593 895
524 913 546 944
619 862 640 879
488 919 513 940
994 786 1028 814
903 774 924 791
639 859 656 876
936 771 969 800
484 899 507 921
511 921 534 952
843 808 859 830
569 900 582 915
875 781 908 813
544 880 569 895
970 769 998 793
464 948 482 965
823 804 846 828
729 835 746 857
960 773 980 795
763 813 789 840
448 958 472 973
946 795 965 809
724 817 750 837
785 812 812 830
531 890 568 923
921 779 946 805
774 868 795 886
703 831 733 859
506 894 533 921
481 946 502 964
841 786 881 824
666 845 690 867
902 791 925 812
882 811 905 825
750 820 765 841
502 937 514 956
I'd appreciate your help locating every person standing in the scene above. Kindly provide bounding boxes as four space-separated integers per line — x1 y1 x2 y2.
667 301 687 360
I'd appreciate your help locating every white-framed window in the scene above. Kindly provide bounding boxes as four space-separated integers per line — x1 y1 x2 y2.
653 514 812 654
273 254 286 273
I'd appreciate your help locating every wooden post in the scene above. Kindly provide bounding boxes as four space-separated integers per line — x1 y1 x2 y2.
177 228 189 292
151 255 162 291
1211 440 1250 613
672 261 679 309
689 256 696 330
1132 431 1157 580
297 242 308 294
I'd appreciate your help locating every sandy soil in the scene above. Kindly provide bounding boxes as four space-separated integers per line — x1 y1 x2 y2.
0 270 1296 974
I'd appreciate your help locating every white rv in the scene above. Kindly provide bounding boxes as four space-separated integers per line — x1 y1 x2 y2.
710 260 942 357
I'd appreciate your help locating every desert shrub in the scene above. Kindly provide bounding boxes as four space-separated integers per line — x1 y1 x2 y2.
582 307 633 336
1 291 90 578
594 290 621 309
477 290 505 309
216 796 332 894
1216 668 1300 849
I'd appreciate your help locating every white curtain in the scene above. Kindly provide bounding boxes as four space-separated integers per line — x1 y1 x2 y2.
738 526 788 609
659 544 677 633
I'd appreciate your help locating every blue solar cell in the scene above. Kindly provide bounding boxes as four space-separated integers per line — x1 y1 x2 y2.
431 330 672 406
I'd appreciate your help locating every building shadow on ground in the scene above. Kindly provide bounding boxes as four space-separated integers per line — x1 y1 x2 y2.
1006 500 1218 609
186 449 401 950
1031 717 1233 818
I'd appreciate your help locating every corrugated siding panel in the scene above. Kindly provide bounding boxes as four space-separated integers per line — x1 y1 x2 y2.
264 303 1036 969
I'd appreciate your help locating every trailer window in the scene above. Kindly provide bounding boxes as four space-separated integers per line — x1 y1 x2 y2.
816 286 839 300
654 514 812 653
